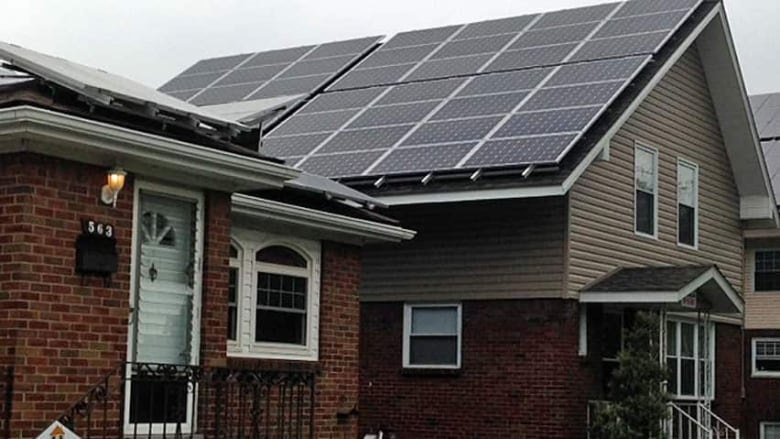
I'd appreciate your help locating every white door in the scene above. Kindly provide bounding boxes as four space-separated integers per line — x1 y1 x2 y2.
127 187 202 432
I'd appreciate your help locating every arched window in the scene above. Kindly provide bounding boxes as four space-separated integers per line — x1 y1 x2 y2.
255 246 309 345
227 232 321 361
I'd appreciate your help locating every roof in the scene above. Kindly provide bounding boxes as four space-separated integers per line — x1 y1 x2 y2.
258 0 705 181
750 93 780 197
0 42 248 137
580 265 743 314
201 94 305 124
583 265 713 292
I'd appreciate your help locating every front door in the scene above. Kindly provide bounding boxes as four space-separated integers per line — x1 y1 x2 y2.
126 186 203 433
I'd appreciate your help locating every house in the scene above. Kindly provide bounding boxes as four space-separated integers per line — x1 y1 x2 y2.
156 0 780 437
744 92 780 439
0 43 414 438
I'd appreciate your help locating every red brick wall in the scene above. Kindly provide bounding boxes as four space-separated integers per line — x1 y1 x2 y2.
713 323 744 430
744 329 780 439
227 242 362 439
0 153 134 435
360 299 589 439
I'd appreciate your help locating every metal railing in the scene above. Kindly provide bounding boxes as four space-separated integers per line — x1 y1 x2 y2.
668 402 711 439
697 403 740 439
58 362 317 439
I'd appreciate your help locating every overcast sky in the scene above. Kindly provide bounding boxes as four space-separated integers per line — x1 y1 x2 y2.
1 0 778 95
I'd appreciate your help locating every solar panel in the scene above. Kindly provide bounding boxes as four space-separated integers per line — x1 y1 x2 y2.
160 36 382 106
259 0 703 178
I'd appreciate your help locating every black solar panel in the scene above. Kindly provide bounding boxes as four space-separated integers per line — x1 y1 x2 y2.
160 37 382 106
255 0 702 178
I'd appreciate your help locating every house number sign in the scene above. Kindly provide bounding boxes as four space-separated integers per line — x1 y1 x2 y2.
82 219 115 239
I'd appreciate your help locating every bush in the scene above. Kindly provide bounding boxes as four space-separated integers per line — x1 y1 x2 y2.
592 311 669 439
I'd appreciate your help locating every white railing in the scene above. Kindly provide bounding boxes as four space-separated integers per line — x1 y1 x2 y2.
697 403 740 439
667 402 740 439
668 402 711 439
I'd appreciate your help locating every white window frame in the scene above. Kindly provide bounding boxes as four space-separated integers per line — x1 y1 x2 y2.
762 422 780 439
634 142 659 239
753 249 780 293
752 338 780 378
676 158 699 249
402 303 462 369
228 228 321 361
665 319 716 401
227 241 242 346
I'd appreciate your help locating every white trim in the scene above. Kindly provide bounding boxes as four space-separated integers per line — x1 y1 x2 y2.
0 105 298 191
634 142 659 239
402 303 462 370
374 6 722 208
231 194 415 244
676 158 699 249
761 422 780 439
752 337 780 378
227 240 242 348
227 229 321 362
578 305 588 357
124 180 205 436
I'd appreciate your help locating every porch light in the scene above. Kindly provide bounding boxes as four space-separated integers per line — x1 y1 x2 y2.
100 167 127 207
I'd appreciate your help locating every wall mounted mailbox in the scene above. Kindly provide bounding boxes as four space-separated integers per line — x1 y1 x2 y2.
76 219 118 279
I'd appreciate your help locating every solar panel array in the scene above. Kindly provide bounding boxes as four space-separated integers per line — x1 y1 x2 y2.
261 0 702 179
159 36 382 106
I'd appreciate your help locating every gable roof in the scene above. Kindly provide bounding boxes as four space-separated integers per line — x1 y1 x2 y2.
581 264 743 314
164 0 775 221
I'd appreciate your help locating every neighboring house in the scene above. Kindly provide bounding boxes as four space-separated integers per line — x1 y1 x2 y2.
158 0 780 437
745 92 780 439
0 43 413 438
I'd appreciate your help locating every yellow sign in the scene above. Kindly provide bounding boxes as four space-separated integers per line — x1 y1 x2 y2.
36 421 80 439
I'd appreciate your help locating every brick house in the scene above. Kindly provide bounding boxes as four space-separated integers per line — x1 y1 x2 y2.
0 44 413 437
153 0 779 437
743 93 780 439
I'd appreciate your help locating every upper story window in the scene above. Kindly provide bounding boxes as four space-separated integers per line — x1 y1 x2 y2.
755 250 780 291
753 338 780 377
677 160 699 248
403 303 462 369
635 144 658 237
228 231 321 361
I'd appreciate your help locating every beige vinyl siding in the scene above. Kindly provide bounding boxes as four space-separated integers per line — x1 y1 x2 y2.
360 197 565 301
566 45 743 298
745 239 780 329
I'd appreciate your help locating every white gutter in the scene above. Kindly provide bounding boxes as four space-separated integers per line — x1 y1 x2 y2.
0 105 299 191
232 194 416 244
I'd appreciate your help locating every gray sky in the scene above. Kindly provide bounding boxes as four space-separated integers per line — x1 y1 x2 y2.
2 0 778 94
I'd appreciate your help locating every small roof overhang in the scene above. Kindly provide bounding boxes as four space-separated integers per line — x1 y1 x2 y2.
580 265 743 315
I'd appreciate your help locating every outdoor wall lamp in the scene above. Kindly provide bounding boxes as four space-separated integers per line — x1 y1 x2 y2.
100 167 127 207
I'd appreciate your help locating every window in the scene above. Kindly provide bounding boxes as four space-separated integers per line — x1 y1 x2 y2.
601 310 624 395
755 250 780 291
403 304 462 369
666 320 714 399
763 423 780 439
228 230 320 361
677 160 698 247
753 338 780 377
227 244 240 341
635 144 658 237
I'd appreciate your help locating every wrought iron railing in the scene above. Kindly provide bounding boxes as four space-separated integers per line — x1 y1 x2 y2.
58 362 316 439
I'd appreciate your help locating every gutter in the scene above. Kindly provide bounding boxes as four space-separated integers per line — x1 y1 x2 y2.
0 105 299 191
232 194 416 244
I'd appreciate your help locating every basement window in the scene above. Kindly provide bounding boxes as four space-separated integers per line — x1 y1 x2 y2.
634 143 658 238
403 303 462 369
753 338 780 377
762 423 780 439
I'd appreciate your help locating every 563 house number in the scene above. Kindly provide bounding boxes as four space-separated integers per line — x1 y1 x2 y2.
82 220 115 239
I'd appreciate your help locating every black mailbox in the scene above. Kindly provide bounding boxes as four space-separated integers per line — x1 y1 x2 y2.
75 220 118 277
